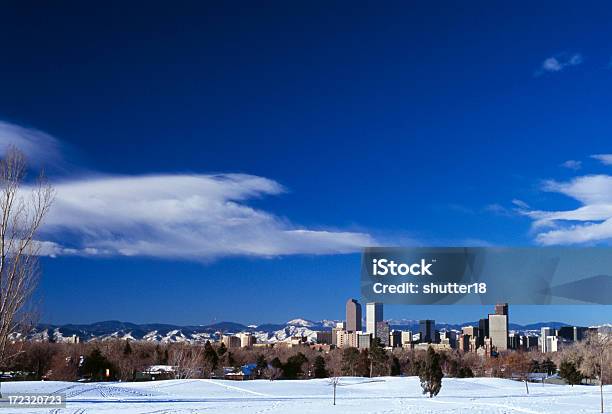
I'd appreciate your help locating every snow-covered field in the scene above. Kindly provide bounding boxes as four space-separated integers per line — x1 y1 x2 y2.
3 377 610 413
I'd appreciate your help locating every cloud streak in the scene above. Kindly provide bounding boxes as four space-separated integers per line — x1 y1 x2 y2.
34 174 375 259
521 174 612 245
536 53 582 75
0 121 64 169
591 153 612 165
560 159 582 170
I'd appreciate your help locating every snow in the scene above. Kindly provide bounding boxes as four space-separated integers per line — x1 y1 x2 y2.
286 318 315 327
3 376 610 413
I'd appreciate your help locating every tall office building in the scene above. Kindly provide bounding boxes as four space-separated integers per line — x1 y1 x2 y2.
346 298 362 332
375 321 390 346
495 303 508 316
419 320 435 343
366 302 383 336
488 314 508 352
557 326 588 342
540 327 556 353
478 318 489 346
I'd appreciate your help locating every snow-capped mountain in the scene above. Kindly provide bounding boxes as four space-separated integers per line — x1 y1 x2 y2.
20 319 610 344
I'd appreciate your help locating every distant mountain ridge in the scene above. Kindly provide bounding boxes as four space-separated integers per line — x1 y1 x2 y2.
18 318 606 344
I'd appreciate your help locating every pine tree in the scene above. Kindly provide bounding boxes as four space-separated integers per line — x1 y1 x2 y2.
368 338 389 377
123 340 132 356
203 340 219 374
217 342 227 357
255 354 268 378
82 349 113 381
341 347 360 376
559 359 583 386
391 356 401 376
314 355 328 378
541 358 557 375
283 353 308 379
419 347 443 398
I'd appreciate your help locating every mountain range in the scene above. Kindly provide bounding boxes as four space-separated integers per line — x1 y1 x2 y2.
17 319 608 344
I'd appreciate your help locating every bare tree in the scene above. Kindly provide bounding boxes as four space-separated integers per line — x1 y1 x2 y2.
264 366 282 381
0 147 54 369
579 332 611 413
507 351 532 395
169 344 203 379
328 376 340 406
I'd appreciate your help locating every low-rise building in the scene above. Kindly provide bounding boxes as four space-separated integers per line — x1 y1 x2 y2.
401 331 413 348
222 335 241 349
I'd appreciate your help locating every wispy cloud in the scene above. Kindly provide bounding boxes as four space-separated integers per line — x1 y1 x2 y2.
0 120 375 260
0 121 63 168
35 174 375 259
560 159 582 170
521 174 612 245
536 53 582 76
591 153 612 165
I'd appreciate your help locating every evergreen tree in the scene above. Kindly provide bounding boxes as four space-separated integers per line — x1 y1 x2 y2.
313 355 328 378
341 347 360 376
559 359 583 386
203 341 219 372
541 358 557 375
226 351 235 367
217 342 227 357
458 367 474 378
390 356 401 376
419 347 443 398
283 353 308 379
270 357 283 369
82 349 113 381
356 349 371 377
368 337 389 377
123 340 132 356
255 354 268 378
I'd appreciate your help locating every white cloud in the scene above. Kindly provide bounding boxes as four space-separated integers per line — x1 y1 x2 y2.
560 159 582 170
34 173 375 259
0 121 63 168
521 174 612 245
537 53 582 75
591 153 612 165
511 199 530 209
0 119 376 260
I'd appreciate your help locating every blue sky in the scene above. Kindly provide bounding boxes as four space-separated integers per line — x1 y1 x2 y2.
1 2 612 325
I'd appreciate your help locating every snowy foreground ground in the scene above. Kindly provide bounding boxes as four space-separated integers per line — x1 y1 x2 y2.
3 376 610 414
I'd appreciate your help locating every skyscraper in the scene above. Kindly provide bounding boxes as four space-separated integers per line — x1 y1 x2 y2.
478 318 489 346
540 327 556 353
488 314 508 352
495 303 508 316
375 321 390 346
419 319 435 343
346 298 362 332
366 302 383 336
